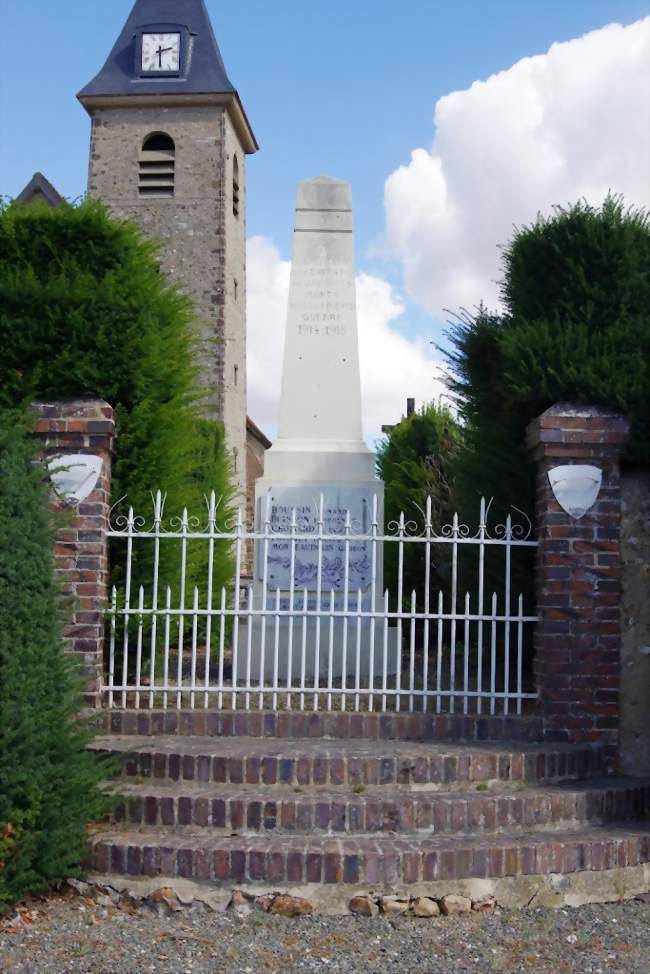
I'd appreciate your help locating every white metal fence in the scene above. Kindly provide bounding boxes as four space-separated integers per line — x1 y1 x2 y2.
105 492 538 714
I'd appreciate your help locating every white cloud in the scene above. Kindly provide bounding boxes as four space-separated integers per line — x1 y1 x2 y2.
246 236 446 445
355 273 446 442
246 235 291 436
383 18 650 313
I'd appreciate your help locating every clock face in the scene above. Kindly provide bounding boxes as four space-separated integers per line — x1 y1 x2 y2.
141 33 181 72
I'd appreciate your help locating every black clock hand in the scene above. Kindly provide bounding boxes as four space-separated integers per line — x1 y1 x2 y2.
154 44 174 68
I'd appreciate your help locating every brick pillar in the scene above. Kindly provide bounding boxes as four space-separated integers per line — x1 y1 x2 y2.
526 403 629 765
32 399 116 708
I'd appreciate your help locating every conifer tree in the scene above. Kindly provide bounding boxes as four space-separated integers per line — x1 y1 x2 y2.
0 411 110 911
376 403 459 608
446 195 650 522
0 198 235 601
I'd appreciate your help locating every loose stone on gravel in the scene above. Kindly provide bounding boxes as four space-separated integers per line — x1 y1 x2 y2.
2 891 650 974
471 895 497 913
412 896 441 917
227 890 313 917
379 895 410 915
348 895 378 917
64 880 93 898
226 889 251 914
148 887 182 913
439 894 472 915
268 894 314 918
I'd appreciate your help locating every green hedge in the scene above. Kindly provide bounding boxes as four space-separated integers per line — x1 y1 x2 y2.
376 403 459 609
446 195 650 524
0 198 235 601
0 412 111 911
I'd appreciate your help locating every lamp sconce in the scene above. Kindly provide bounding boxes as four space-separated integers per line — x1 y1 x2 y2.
47 454 103 505
548 464 602 519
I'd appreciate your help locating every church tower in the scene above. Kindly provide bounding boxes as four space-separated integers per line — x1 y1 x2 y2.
78 0 258 496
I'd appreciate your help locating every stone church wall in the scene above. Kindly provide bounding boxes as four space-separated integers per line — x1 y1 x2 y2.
619 467 650 775
86 103 247 499
221 111 247 498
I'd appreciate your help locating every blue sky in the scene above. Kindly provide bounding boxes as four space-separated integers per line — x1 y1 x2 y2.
1 0 647 257
2 1 649 437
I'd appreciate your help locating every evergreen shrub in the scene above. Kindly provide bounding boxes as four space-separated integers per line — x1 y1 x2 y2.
0 199 235 604
446 195 650 523
0 411 111 911
376 403 459 610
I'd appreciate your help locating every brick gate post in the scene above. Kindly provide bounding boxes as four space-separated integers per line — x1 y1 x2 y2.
526 403 629 767
32 399 116 708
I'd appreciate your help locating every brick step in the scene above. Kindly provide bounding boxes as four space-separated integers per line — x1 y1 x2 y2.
110 777 650 836
92 735 604 790
90 823 650 885
102 709 544 744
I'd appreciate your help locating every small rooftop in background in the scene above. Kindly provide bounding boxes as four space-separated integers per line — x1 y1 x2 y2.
15 172 64 208
247 416 272 450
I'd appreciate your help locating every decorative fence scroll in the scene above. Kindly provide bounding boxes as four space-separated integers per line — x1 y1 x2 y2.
105 492 538 714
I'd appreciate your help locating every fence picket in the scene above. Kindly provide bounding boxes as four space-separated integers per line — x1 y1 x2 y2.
189 586 199 709
422 496 432 713
162 586 171 708
436 589 444 714
463 591 470 715
476 497 486 716
503 514 512 717
119 507 134 709
286 508 297 710
449 512 459 715
108 586 117 709
175 508 189 709
408 589 416 712
340 510 351 711
148 491 162 709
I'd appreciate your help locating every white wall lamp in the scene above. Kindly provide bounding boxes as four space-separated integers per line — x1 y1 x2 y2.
47 454 103 506
548 464 603 519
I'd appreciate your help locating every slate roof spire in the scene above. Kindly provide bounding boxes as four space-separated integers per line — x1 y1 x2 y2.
78 0 257 152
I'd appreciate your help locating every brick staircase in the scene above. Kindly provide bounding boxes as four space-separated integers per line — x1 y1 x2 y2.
88 711 650 897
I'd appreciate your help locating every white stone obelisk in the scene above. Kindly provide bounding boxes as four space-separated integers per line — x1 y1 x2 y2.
243 176 396 680
264 176 375 483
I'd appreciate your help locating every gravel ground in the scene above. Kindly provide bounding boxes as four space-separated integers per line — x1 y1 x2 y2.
1 893 649 974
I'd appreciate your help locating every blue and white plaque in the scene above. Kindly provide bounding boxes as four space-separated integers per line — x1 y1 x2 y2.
258 485 377 598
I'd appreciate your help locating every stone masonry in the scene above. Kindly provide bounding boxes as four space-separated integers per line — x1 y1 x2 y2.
620 469 650 776
88 710 650 898
86 104 248 498
526 404 630 765
32 399 115 707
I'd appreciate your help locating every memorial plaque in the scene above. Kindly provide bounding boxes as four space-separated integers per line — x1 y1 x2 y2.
258 486 376 606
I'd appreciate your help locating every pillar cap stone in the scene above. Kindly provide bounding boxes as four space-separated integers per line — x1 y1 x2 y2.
31 398 115 421
526 402 629 455
30 399 116 454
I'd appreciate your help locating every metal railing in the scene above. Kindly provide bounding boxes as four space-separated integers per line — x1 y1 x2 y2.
105 492 538 714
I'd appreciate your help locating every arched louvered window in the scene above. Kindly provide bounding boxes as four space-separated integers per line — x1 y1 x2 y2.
139 133 175 197
233 155 240 218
